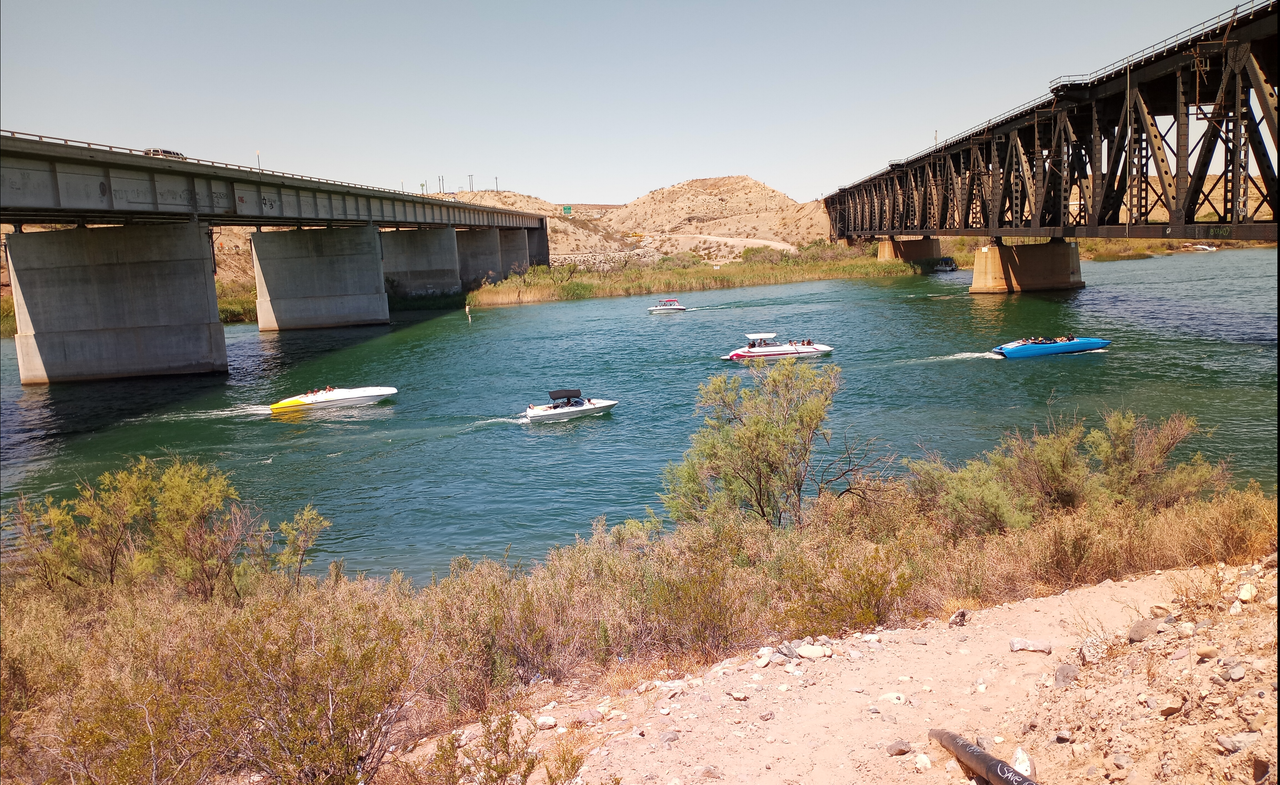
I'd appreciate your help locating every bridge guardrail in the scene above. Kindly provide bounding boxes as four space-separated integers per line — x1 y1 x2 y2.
0 129 506 211
1049 0 1274 89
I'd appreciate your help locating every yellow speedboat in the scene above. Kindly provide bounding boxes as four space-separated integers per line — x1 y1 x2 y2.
269 386 397 412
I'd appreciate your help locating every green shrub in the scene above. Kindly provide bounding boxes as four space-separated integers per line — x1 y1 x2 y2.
663 359 840 527
656 251 703 269
907 410 1230 537
215 279 257 324
1 294 16 338
557 281 594 300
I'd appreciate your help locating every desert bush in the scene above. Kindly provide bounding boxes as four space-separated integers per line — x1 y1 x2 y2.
1083 409 1228 507
655 251 702 269
2 380 1274 782
216 279 257 324
664 359 840 527
557 281 594 300
1 293 16 338
906 410 1228 537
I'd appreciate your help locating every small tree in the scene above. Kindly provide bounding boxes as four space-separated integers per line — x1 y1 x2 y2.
152 459 251 601
664 359 840 527
276 505 332 589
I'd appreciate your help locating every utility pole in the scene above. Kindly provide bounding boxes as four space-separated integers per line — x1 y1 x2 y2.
468 175 474 192
256 150 261 171
495 177 499 192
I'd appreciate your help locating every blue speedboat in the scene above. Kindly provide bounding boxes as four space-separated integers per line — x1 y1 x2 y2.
992 336 1111 359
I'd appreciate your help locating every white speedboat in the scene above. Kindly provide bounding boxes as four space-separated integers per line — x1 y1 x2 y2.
525 389 618 422
721 333 833 361
933 259 958 272
648 298 687 314
270 386 397 412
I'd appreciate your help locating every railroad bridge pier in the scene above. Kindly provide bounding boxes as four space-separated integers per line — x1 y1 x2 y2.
969 238 1083 293
876 236 943 262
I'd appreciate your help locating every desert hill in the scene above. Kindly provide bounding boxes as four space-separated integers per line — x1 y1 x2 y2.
448 176 832 259
601 176 798 234
201 177 832 282
447 190 627 255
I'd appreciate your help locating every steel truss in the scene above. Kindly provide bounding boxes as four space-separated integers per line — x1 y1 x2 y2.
825 1 1278 241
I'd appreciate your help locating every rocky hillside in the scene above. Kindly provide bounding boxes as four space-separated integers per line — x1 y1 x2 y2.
205 177 833 283
600 176 829 251
447 190 626 255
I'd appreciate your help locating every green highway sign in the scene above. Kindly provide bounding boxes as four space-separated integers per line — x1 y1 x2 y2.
562 205 572 215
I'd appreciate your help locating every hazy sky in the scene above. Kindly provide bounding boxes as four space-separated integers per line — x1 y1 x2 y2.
1 0 1230 204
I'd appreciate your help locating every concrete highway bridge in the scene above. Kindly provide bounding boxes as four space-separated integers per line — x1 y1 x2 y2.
0 131 549 383
824 0 1277 294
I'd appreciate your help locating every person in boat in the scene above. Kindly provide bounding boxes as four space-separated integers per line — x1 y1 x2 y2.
748 340 756 348
1067 333 1075 341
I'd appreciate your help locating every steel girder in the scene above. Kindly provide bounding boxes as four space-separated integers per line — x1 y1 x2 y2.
824 2 1278 241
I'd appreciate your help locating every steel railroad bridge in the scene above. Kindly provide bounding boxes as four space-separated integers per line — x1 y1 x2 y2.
823 1 1277 293
1 132 548 383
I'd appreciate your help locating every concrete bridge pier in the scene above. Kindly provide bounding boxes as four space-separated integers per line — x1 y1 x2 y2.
252 226 390 330
499 229 530 276
969 237 1084 293
381 228 460 296
6 223 227 384
527 224 550 267
456 228 502 286
877 236 942 262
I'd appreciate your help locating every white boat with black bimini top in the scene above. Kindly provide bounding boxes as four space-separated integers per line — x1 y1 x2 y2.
721 333 834 361
647 298 687 314
269 386 397 412
525 389 619 423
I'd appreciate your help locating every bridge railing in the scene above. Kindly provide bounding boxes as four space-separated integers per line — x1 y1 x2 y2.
835 91 1054 190
0 129 466 206
1049 0 1273 89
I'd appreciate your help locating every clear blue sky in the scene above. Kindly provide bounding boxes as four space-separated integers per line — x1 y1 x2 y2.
1 0 1229 204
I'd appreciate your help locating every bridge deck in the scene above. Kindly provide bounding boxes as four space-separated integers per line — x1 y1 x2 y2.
0 131 544 230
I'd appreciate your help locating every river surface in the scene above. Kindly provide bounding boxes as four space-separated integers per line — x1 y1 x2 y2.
2 249 1276 580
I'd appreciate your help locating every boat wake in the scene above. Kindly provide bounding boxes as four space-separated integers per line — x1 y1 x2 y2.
124 404 274 424
463 416 528 431
904 351 1003 364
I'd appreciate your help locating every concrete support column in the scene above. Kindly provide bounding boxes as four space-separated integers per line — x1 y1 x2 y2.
527 222 550 267
456 228 502 285
969 238 1084 293
877 236 942 261
499 229 530 276
381 228 460 296
252 226 389 331
7 223 227 384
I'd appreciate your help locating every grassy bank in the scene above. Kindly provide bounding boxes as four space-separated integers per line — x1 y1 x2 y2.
2 360 1274 782
1 294 14 338
467 243 913 308
938 235 1274 263
215 279 257 324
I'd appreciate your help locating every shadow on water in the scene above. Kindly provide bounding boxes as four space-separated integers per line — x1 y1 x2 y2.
1 308 459 483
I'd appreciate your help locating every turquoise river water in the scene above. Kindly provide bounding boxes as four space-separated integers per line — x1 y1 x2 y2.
2 249 1276 580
